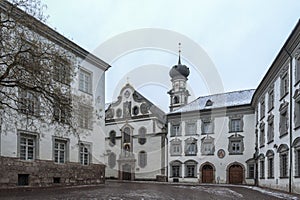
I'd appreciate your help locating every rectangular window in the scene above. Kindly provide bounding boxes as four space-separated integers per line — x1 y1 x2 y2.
202 121 213 134
79 143 90 165
268 157 274 178
79 69 92 94
171 124 180 136
79 106 93 129
260 124 265 147
53 98 71 124
260 160 265 179
18 90 39 116
297 149 300 176
280 111 288 137
186 165 195 177
280 153 288 178
172 166 180 177
260 100 265 119
53 60 71 85
295 100 300 129
281 72 289 98
296 57 300 84
54 139 67 164
185 143 197 156
230 118 242 132
186 123 196 135
267 120 274 143
248 163 255 179
19 133 37 161
268 89 274 111
202 143 213 155
231 141 241 153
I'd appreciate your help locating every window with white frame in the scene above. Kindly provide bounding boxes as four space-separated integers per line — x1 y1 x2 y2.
266 150 274 178
268 88 274 111
279 101 289 137
53 60 71 85
138 151 147 168
260 99 265 119
201 118 214 134
296 57 300 84
170 123 181 137
259 122 265 147
185 122 196 135
18 89 39 116
280 71 289 98
170 161 182 177
293 138 300 177
246 159 255 179
19 133 37 161
294 89 300 129
229 115 243 132
170 139 182 156
53 97 71 124
267 114 274 143
228 134 244 155
79 105 93 129
278 144 289 178
79 143 90 165
259 155 265 179
201 136 215 155
79 68 92 94
54 139 67 164
185 138 197 156
185 160 197 178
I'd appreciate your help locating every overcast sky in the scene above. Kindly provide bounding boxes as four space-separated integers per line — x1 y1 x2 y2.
41 0 300 112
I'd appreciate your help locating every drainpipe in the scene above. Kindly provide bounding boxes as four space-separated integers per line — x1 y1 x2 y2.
283 48 293 193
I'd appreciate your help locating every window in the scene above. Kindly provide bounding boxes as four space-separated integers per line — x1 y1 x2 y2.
171 123 181 137
109 131 116 146
79 105 93 129
108 152 116 168
170 139 182 156
280 72 289 98
294 137 300 177
259 155 265 179
185 122 196 135
138 151 147 168
171 161 182 177
53 97 71 124
201 118 214 134
54 139 67 164
266 150 274 178
278 144 289 178
18 89 39 116
260 99 265 119
201 136 215 155
259 122 265 147
267 115 274 143
123 127 131 143
279 101 289 137
79 69 92 94
246 159 255 179
53 60 71 85
185 160 197 178
228 134 244 155
79 143 90 165
268 88 274 111
19 133 37 161
229 115 243 132
296 57 300 84
294 89 300 129
138 127 147 145
185 138 197 156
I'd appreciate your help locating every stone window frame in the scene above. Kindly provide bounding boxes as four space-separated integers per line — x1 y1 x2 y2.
79 141 92 166
266 150 274 179
295 56 300 85
260 98 265 120
138 127 147 145
53 96 71 124
170 122 181 137
279 101 289 138
277 144 289 178
293 89 300 129
259 122 265 148
78 67 93 94
138 151 147 168
246 159 255 179
170 160 182 178
201 136 215 155
184 160 198 178
108 152 116 169
18 89 40 116
109 130 116 146
52 136 69 164
267 114 274 144
79 105 93 130
280 69 289 99
185 121 197 136
292 137 300 177
228 134 244 155
53 58 71 86
259 154 265 179
268 86 275 112
184 137 198 156
18 131 39 161
201 117 214 135
228 115 244 133
170 138 182 156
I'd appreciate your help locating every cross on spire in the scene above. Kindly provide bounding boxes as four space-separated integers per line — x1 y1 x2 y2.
178 42 182 64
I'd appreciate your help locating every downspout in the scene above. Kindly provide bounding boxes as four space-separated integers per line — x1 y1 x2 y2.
283 48 293 193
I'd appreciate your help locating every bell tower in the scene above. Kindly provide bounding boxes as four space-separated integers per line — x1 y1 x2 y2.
168 43 190 112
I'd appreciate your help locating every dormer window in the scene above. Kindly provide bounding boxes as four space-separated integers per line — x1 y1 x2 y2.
205 99 213 107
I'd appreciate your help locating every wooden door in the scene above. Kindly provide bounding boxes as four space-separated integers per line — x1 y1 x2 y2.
122 164 131 180
229 164 243 184
202 164 214 183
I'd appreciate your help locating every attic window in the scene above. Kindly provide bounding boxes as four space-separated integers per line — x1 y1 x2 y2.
205 99 213 107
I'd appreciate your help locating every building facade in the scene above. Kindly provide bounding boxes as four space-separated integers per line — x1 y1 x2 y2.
0 1 109 187
105 84 167 181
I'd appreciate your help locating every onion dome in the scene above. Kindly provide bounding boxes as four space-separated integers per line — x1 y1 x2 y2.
169 54 190 79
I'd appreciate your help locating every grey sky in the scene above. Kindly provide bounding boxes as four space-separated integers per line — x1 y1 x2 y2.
41 0 300 112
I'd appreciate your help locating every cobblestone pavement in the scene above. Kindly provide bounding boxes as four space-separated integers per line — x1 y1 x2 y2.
0 181 299 200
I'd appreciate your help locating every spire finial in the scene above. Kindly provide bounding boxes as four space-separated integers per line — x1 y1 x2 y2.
178 42 182 64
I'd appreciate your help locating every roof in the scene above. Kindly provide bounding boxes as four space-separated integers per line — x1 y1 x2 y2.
169 89 256 114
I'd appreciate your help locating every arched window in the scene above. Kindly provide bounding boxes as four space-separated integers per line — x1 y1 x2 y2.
108 152 116 168
138 151 147 168
138 127 147 145
109 131 116 146
123 127 131 143
170 160 182 177
173 96 179 104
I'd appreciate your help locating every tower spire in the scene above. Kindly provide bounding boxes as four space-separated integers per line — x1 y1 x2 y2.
178 42 181 64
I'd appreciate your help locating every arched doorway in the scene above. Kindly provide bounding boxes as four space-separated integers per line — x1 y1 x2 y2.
202 164 214 183
228 164 243 184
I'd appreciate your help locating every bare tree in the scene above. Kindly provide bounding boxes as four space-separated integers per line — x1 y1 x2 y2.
0 0 81 134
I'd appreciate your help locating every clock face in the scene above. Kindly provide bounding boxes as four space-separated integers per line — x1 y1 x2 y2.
124 90 130 98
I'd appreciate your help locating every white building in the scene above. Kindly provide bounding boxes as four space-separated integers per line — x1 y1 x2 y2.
0 1 110 187
105 83 167 181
